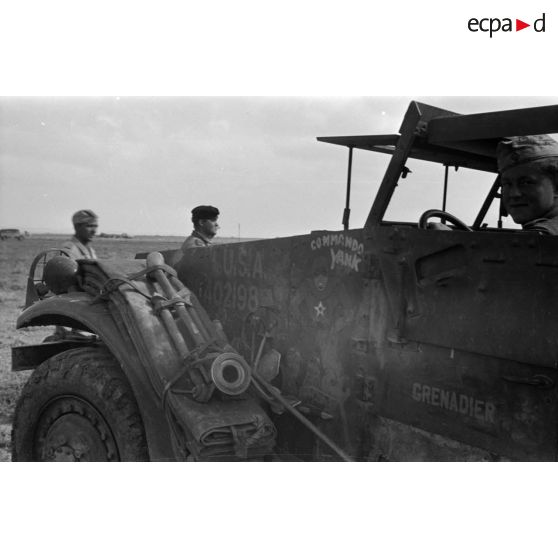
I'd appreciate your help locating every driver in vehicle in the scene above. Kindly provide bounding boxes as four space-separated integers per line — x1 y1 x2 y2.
498 135 558 235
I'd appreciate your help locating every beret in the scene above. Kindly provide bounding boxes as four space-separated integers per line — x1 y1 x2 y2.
191 205 220 220
497 134 558 173
72 209 98 225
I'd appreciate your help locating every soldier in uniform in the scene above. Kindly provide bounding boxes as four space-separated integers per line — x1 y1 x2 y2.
62 209 98 259
181 205 220 251
44 210 99 342
498 135 558 235
169 205 220 266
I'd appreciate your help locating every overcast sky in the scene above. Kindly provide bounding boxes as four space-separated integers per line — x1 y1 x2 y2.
1 96 557 238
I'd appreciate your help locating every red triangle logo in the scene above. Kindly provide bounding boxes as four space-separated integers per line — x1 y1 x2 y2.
516 19 530 31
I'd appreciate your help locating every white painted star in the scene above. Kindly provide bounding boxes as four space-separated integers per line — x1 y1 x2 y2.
314 301 326 317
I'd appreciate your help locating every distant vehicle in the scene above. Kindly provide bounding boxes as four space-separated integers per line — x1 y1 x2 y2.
0 228 25 240
99 232 133 239
10 100 558 461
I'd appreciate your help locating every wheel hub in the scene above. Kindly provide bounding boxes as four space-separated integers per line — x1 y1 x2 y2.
35 397 119 462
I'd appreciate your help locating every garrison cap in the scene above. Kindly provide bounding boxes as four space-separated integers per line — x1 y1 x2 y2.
497 135 558 173
72 209 98 225
191 205 220 220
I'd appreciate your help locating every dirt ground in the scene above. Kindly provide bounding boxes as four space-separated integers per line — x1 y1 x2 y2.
0 235 183 461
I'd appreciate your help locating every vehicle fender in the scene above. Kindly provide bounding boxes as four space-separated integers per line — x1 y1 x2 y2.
16 293 174 461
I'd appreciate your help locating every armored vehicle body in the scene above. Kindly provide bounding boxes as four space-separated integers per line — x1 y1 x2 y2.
11 100 558 461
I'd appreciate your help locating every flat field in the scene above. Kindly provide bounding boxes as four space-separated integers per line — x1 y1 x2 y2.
0 234 184 461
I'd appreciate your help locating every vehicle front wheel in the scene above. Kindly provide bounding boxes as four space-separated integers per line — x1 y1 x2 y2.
12 347 149 462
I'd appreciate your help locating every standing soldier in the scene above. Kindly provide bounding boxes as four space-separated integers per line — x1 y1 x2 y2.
181 205 220 250
44 209 99 341
171 205 220 266
62 209 98 259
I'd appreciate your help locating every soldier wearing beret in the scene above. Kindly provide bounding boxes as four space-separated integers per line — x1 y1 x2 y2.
181 205 220 251
62 209 98 259
498 135 558 235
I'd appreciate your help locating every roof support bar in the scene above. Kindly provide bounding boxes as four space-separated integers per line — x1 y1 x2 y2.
442 165 449 224
427 104 558 142
342 146 353 230
365 102 422 232
473 176 501 230
365 102 463 233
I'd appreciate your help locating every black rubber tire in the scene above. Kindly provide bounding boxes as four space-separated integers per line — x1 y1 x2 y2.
11 347 149 462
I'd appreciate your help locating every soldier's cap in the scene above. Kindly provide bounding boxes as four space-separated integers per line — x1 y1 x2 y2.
72 209 98 225
497 134 558 173
191 205 220 220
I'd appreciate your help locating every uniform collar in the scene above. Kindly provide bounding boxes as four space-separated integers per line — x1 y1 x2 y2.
71 236 96 256
191 230 212 245
523 205 558 228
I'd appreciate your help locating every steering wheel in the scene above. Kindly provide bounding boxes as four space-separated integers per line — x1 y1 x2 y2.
418 209 472 232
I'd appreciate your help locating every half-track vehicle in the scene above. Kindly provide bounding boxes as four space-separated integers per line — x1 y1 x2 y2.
11 100 558 461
